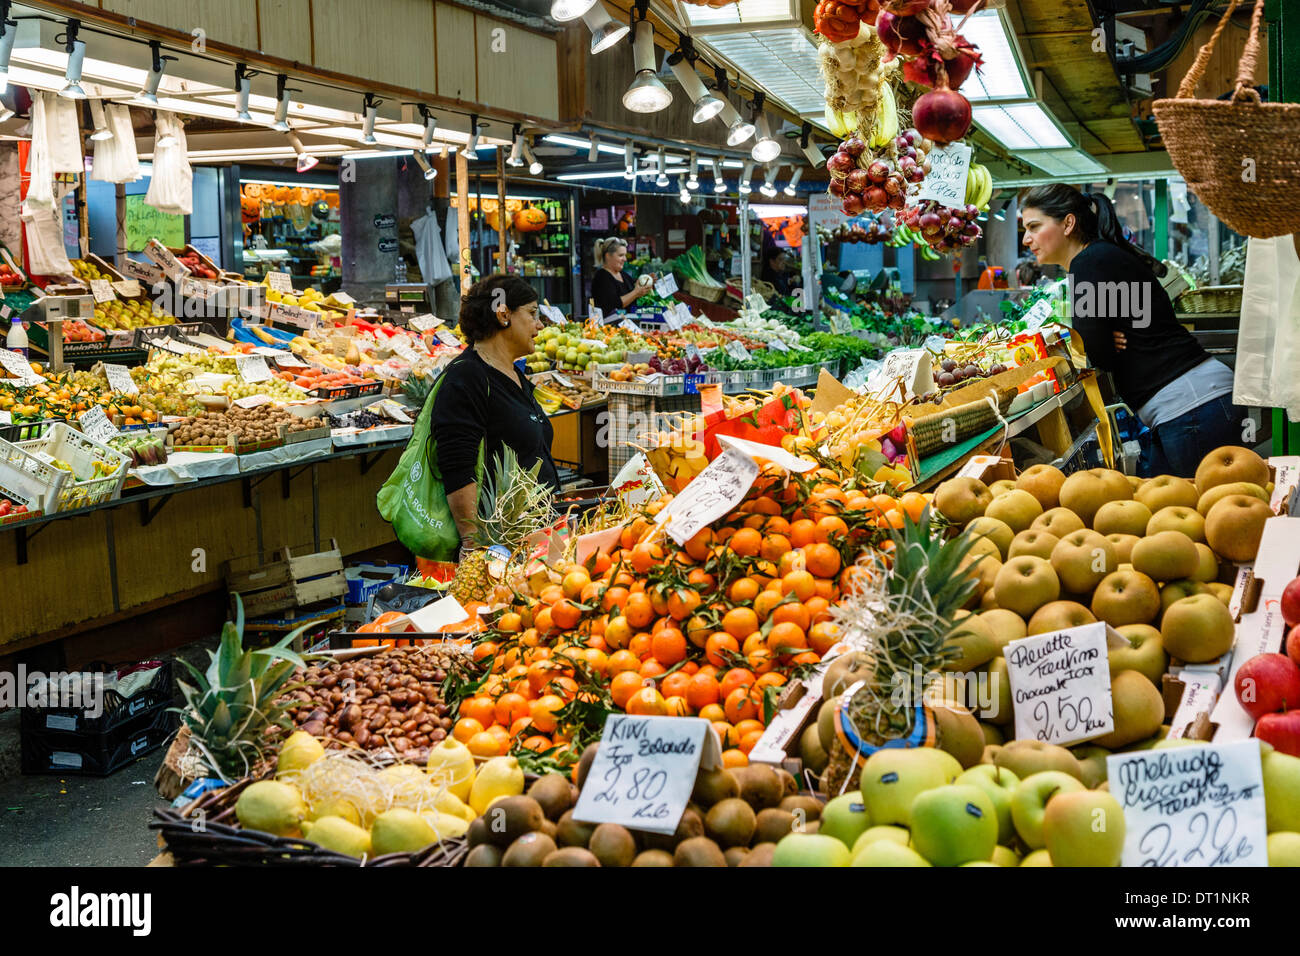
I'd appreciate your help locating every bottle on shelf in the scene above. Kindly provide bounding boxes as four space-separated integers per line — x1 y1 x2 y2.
6 316 27 358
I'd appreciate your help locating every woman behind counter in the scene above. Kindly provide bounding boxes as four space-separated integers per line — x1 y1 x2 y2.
430 275 561 550
591 237 654 315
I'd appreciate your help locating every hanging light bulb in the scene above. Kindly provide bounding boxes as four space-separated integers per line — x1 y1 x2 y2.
524 140 543 176
581 3 629 55
711 158 726 194
623 140 635 180
713 67 754 146
360 94 379 145
550 0 597 21
623 19 672 113
88 99 113 141
507 125 525 167
413 149 437 181
739 160 754 194
678 176 691 204
668 46 723 124
587 132 600 163
155 113 176 149
464 115 480 160
783 167 803 197
234 64 253 122
133 41 171 106
750 109 781 163
270 74 292 132
420 106 437 148
687 152 699 190
759 164 778 197
0 13 17 93
284 131 318 172
58 21 86 100
654 146 669 187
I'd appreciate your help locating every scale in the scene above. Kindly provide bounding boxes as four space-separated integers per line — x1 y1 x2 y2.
384 284 432 316
27 293 96 371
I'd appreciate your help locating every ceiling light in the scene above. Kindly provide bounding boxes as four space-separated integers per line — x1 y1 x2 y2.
556 170 637 181
669 50 724 124
420 106 437 147
58 22 86 100
524 141 543 176
687 152 699 190
759 164 778 197
413 149 437 181
799 123 825 167
623 20 672 113
270 74 292 131
582 3 629 54
679 176 691 204
783 167 802 196
712 158 726 193
624 140 635 179
588 133 600 162
234 64 253 122
751 109 781 163
993 206 1007 221
507 125 525 167
655 146 669 186
360 94 379 145
717 101 755 147
971 101 1070 151
0 14 16 92
958 10 1030 102
551 0 597 21
464 115 480 159
287 130 318 172
132 41 171 106
740 160 754 192
88 98 113 141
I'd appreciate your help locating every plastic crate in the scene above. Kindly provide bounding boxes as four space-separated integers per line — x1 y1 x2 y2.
26 320 112 356
1051 419 1104 476
19 660 174 736
0 418 62 443
15 422 129 513
592 366 686 397
21 700 176 776
0 434 71 511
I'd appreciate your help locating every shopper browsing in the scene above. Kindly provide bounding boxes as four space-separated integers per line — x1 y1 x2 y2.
1020 183 1244 478
591 237 654 316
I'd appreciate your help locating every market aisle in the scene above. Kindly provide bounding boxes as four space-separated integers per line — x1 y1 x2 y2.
0 761 167 867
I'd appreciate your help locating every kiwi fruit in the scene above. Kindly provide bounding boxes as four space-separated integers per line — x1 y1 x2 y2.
542 846 601 867
673 836 727 867
779 795 823 821
754 808 798 844
639 806 703 852
463 844 502 867
501 831 556 866
527 773 574 821
466 816 490 848
575 743 600 789
733 765 784 811
691 767 739 807
631 849 675 867
484 795 545 847
704 798 758 848
776 768 799 797
588 824 637 867
724 846 750 867
738 842 777 867
554 809 596 849
538 818 557 840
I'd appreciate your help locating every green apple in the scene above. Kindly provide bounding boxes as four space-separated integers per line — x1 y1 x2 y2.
956 764 1020 844
1071 744 1111 789
850 840 931 867
1011 771 1086 849
1263 750 1300 833
818 791 872 848
1267 832 1300 866
1019 849 1053 866
1042 790 1125 866
850 825 911 856
991 845 1021 867
860 748 960 827
1109 624 1168 687
771 832 851 867
909 784 998 867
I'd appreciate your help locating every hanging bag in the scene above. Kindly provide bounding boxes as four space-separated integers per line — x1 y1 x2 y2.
1152 0 1300 239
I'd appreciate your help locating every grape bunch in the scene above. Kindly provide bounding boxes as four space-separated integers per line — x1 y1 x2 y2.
827 130 932 217
900 199 983 253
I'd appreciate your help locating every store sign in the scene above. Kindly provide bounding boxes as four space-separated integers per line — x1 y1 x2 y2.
654 274 678 298
88 279 115 304
236 355 273 383
1004 623 1114 747
269 303 318 330
144 239 191 279
118 258 164 285
111 280 143 299
103 364 138 396
571 715 720 835
1107 739 1268 868
77 405 119 443
378 238 399 253
654 446 759 546
0 348 44 387
917 142 973 208
373 214 396 230
265 272 295 294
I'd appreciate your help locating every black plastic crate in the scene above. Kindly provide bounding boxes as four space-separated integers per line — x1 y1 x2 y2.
18 660 174 736
21 701 176 776
0 418 63 443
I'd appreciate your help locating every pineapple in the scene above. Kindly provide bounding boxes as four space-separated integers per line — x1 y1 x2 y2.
402 372 434 408
174 596 309 782
823 507 981 793
450 446 556 605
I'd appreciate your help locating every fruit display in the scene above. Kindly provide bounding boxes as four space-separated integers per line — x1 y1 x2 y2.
171 405 321 449
59 320 106 344
828 130 932 216
70 259 111 283
0 262 24 287
0 365 206 424
535 375 603 409
529 325 644 374
0 495 31 519
93 298 176 331
173 250 219 280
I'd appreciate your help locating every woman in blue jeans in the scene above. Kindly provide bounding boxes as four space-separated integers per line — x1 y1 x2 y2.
1020 184 1247 478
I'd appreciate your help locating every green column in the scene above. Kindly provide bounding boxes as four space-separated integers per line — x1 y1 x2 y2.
1154 180 1168 262
1268 0 1300 454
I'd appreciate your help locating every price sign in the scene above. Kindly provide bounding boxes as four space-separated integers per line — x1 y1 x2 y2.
103 364 138 396
654 274 678 298
745 293 767 314
0 349 45 387
111 280 142 299
619 318 640 334
654 446 759 545
590 307 604 324
435 328 461 347
0 411 9 424
540 304 565 326
1023 298 1054 332
330 291 356 306
661 308 683 333
77 405 119 443
571 715 720 834
408 314 442 332
274 352 307 368
144 239 190 279
268 303 318 330
88 279 115 304
1004 622 1114 746
866 348 933 401
790 341 812 352
695 313 715 329
685 344 701 362
233 394 274 410
716 434 816 474
1108 739 1268 868
769 337 789 352
725 340 751 363
392 337 422 362
265 271 295 294
236 355 272 383
119 258 164 285
917 141 973 208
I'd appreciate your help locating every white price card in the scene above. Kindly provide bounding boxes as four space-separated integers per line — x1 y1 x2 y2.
103 364 138 396
330 291 356 306
391 337 422 362
233 394 274 410
1004 622 1114 746
790 341 812 352
724 340 752 363
654 446 759 546
0 410 9 424
590 306 604 324
408 314 442 333
77 405 119 443
769 337 789 352
694 312 715 329
539 304 565 325
273 352 307 368
89 279 115 304
111 279 142 299
265 271 295 294
917 141 973 208
662 308 683 333
717 434 816 474
571 715 721 834
0 348 45 387
745 293 767 314
250 346 285 357
1022 298 1054 332
236 355 273 383
1108 739 1268 868
654 274 678 298
435 328 462 347
866 347 933 401
685 344 701 362
619 318 640 334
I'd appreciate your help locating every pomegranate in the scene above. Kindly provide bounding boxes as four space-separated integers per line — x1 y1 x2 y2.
912 88 972 143
875 11 928 58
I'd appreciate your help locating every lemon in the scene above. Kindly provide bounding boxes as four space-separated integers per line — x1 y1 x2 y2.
276 730 324 778
370 808 438 855
469 755 524 816
420 811 470 839
426 738 476 802
306 798 362 827
302 815 371 858
235 780 307 837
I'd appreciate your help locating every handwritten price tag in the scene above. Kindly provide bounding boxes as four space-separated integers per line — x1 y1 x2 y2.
111 279 142 299
274 352 307 368
654 446 759 546
391 337 422 362
619 318 640 334
717 434 816 474
866 348 933 401
1108 739 1268 868
233 394 274 410
917 141 973 208
745 293 767 314
408 314 442 333
769 337 789 352
236 355 272 383
0 349 45 387
590 307 604 324
1004 622 1114 746
103 364 138 396
1023 298 1054 332
571 715 719 834
330 291 356 306
654 274 678 298
265 271 295 294
435 328 461 347
88 279 115 304
724 340 751 363
78 405 119 443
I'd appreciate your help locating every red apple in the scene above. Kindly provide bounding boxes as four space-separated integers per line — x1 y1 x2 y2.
1234 653 1300 720
1256 710 1300 757
1288 624 1300 668
1283 575 1300 628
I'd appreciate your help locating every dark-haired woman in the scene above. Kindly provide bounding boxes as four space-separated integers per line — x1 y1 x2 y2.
1020 184 1244 478
431 275 560 546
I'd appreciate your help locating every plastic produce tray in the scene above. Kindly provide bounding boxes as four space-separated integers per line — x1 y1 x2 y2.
15 422 129 512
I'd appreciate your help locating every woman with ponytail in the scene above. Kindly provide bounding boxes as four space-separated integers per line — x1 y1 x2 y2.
591 237 654 316
1020 183 1244 478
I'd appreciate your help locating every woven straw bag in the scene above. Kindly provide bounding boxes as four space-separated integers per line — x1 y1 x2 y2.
1152 0 1300 239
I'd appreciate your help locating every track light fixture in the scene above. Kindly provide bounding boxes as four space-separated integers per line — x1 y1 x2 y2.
271 74 296 132
58 20 86 99
550 0 597 21
413 149 437 181
687 152 699 190
133 41 173 106
655 146 668 187
587 132 600 163
623 7 671 114
784 167 803 196
740 160 754 194
283 131 317 172
624 140 635 179
759 164 778 197
414 104 437 148
712 158 726 194
713 67 753 146
234 64 253 122
507 124 525 167
581 3 629 55
668 37 723 124
464 115 480 159
750 93 781 163
523 140 543 176
799 121 825 168
360 93 380 145
678 176 691 204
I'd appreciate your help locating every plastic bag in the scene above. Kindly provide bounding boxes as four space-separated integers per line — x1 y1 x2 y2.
44 93 83 173
23 94 55 211
145 112 192 215
1236 236 1300 414
412 209 452 283
21 206 74 276
89 103 141 184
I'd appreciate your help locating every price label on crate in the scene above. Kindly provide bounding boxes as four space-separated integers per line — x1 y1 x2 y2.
0 349 45 387
654 273 678 298
268 303 318 330
619 318 639 334
109 332 134 349
330 291 356 306
236 355 273 383
725 340 751 363
1004 622 1114 747
435 328 461 347
78 405 120 443
590 306 604 324
145 239 190 279
0 305 11 320
745 293 767 314
233 394 274 410
119 258 164 285
571 715 720 834
111 279 142 299
103 364 138 396
273 352 308 368
88 279 116 304
1023 298 1054 332
408 313 442 332
265 271 295 294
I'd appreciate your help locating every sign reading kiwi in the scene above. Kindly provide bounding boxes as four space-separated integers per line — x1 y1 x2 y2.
571 715 721 834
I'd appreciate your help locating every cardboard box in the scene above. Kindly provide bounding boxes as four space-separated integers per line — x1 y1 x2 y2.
344 561 410 607
957 455 1016 484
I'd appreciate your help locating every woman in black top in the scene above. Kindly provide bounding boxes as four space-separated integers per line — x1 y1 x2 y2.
431 275 560 547
591 237 653 315
1020 184 1243 478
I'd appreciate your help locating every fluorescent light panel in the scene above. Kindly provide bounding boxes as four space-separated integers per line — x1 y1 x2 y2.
700 30 825 115
972 101 1070 150
1022 148 1108 177
958 11 1030 102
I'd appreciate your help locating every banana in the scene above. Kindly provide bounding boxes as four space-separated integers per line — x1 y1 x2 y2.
827 108 850 139
870 81 899 148
978 166 994 210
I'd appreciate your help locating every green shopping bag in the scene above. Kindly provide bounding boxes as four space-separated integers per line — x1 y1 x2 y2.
376 376 482 561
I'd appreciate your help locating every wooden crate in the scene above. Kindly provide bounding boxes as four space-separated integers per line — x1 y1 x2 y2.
224 539 346 619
